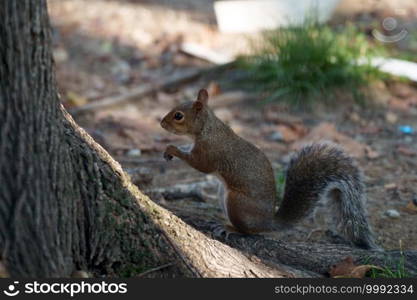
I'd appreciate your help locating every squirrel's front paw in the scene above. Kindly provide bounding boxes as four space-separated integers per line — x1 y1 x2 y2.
163 152 173 161
163 145 178 161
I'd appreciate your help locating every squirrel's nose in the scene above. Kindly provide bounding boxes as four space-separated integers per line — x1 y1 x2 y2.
160 119 166 129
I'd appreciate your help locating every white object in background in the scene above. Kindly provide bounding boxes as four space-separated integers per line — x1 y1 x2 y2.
181 43 235 65
369 57 417 82
214 0 341 33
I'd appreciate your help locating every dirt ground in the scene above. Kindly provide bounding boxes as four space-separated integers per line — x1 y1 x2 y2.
48 0 417 251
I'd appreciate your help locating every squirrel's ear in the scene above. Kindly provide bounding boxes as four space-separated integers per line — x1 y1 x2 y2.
197 89 209 105
193 100 203 112
193 89 209 112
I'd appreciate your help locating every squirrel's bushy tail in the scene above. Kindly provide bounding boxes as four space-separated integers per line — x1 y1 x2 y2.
276 143 379 250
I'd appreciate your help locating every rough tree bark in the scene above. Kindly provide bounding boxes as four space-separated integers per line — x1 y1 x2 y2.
0 0 416 278
0 0 295 278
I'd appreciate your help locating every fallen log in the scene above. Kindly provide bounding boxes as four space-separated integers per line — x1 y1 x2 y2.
69 69 202 115
69 63 234 115
202 228 417 277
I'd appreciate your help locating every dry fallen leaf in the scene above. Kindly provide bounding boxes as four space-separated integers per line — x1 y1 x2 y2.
329 256 382 278
275 125 303 143
390 82 415 99
397 146 417 157
404 201 417 214
207 81 221 97
389 97 410 112
365 146 380 159
384 183 397 190
349 112 362 123
349 265 383 278
359 126 381 134
71 270 90 278
329 256 355 277
263 109 303 126
66 91 88 107
385 112 398 124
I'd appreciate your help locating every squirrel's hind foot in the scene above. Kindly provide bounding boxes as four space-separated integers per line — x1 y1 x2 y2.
209 223 245 241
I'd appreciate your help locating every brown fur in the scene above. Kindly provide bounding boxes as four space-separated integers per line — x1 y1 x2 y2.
161 89 379 249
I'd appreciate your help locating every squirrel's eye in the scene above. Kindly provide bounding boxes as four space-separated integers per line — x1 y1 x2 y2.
174 112 183 121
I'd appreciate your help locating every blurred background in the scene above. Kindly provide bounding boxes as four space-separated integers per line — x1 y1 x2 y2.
48 0 417 252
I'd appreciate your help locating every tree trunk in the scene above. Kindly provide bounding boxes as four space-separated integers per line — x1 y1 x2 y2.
0 0 295 278
1 0 416 278
0 0 184 277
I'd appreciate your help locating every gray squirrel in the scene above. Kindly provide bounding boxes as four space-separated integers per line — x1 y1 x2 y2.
160 89 379 249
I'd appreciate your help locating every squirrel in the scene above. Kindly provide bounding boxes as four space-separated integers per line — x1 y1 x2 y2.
160 89 379 250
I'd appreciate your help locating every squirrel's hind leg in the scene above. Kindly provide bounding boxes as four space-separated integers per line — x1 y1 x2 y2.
226 190 275 234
